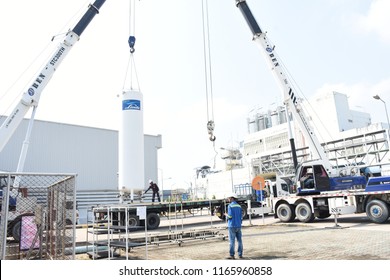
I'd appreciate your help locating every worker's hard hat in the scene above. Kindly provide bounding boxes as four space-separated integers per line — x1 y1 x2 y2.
149 179 153 183
226 192 238 199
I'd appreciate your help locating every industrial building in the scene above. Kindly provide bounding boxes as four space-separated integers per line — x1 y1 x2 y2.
243 91 388 175
0 117 162 223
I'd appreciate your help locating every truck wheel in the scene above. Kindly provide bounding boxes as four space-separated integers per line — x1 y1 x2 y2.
366 199 389 224
9 214 36 242
128 215 140 227
11 220 21 242
276 203 295 222
215 207 225 220
317 211 331 219
295 202 314 223
146 212 160 230
241 205 248 219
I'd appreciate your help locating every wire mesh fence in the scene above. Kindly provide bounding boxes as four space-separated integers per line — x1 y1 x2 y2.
0 172 76 260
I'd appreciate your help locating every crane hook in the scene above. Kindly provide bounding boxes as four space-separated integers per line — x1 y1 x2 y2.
128 36 136 53
207 120 216 142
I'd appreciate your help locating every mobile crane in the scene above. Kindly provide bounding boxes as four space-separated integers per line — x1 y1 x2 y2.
235 0 390 223
0 0 106 241
235 0 370 194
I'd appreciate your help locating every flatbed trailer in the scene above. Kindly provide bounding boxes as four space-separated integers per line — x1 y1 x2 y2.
91 197 265 230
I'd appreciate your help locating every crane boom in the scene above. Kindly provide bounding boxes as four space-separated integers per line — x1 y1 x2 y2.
0 0 106 153
235 0 333 175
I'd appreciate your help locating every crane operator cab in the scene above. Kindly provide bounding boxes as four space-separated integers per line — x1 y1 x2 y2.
297 164 331 195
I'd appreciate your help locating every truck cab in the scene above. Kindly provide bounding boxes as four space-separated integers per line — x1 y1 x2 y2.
296 161 367 195
269 178 291 198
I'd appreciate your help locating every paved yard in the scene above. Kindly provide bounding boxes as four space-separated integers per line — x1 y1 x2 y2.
77 221 390 260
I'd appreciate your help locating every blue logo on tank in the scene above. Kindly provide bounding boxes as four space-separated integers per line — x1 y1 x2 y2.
123 99 141 110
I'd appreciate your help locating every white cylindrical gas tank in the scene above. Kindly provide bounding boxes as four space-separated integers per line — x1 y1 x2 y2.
118 90 145 196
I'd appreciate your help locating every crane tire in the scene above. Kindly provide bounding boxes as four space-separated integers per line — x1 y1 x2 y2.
295 202 314 223
276 203 295 222
366 199 389 224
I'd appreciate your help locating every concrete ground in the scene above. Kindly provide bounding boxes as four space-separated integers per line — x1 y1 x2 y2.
75 213 390 260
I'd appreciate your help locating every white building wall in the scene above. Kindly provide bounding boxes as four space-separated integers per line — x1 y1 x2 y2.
306 91 372 138
350 110 371 129
144 134 162 184
334 92 352 131
306 91 339 136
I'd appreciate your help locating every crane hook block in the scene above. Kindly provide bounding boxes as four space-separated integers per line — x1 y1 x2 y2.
128 36 136 53
207 120 216 142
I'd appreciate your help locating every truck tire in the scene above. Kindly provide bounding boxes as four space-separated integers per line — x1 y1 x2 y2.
276 203 295 222
295 202 314 223
366 199 389 224
215 206 225 220
10 214 35 242
146 212 160 230
241 205 248 219
214 207 225 220
128 215 140 227
317 211 331 219
11 220 21 242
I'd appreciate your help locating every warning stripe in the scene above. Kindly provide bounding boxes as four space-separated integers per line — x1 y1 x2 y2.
273 189 390 201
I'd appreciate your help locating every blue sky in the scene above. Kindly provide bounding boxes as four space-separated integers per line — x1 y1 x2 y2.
1 0 389 189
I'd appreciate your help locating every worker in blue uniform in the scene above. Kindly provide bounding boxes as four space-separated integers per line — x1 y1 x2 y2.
225 193 243 259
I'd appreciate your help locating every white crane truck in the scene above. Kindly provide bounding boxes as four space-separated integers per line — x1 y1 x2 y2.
235 0 390 224
254 172 390 224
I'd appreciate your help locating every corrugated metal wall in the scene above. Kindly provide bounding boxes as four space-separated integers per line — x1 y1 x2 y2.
1 119 119 190
0 118 162 208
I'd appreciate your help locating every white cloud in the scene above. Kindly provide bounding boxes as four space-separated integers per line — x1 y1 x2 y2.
357 0 390 44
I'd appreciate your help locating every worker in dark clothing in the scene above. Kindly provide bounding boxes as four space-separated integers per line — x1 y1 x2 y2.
225 193 243 259
145 179 160 202
301 172 314 189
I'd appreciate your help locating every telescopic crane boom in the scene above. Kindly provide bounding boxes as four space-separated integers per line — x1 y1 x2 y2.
0 0 106 153
235 0 334 176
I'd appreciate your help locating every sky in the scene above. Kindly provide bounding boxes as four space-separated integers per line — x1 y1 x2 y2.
1 0 390 190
